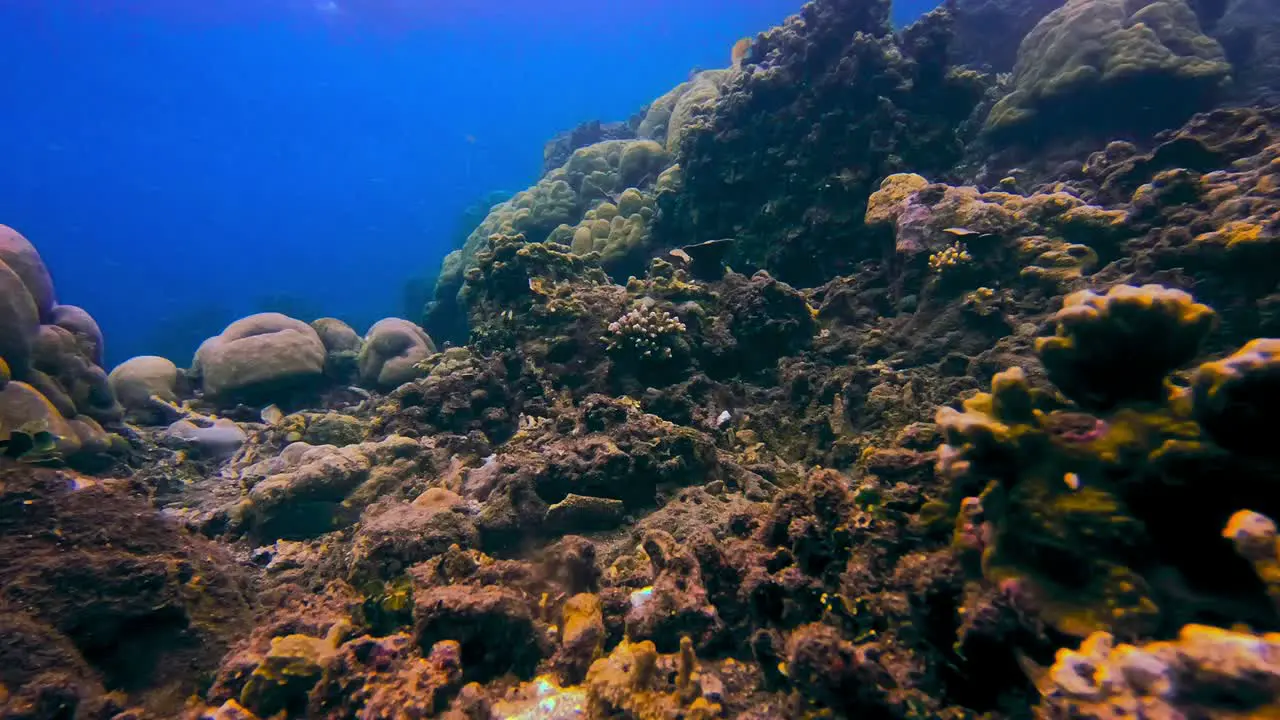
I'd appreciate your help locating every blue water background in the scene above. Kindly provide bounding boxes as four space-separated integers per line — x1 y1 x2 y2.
0 0 939 369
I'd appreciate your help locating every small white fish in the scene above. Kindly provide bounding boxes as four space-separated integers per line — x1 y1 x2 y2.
716 410 732 428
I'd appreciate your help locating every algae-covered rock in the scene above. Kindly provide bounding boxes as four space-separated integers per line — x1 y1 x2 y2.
349 497 478 582
986 0 1231 143
233 435 423 541
1191 337 1280 455
0 463 250 716
412 584 544 682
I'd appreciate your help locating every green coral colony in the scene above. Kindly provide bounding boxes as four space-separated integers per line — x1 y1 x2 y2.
5 0 1280 717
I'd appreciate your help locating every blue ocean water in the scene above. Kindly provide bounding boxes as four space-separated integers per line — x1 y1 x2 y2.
0 0 937 370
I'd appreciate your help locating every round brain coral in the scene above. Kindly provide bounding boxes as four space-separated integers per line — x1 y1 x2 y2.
1036 284 1217 409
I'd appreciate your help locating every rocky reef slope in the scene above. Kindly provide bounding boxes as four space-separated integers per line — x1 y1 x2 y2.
5 0 1280 718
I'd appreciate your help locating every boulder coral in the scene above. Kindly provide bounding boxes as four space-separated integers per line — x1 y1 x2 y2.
49 304 104 366
194 312 327 405
311 317 362 382
109 355 183 423
0 223 56 321
0 226 122 467
356 318 435 391
985 0 1231 143
0 239 42 379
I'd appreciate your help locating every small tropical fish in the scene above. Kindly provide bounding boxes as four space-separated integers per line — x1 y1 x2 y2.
731 37 752 67
943 227 981 237
1063 472 1081 491
669 248 692 263
260 404 285 426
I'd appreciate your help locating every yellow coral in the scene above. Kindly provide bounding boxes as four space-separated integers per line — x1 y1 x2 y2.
1196 219 1265 248
928 241 973 273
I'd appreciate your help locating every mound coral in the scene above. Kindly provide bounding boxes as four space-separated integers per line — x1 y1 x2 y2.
0 227 123 467
108 355 183 423
356 318 435 391
985 0 1231 143
193 313 327 406
429 140 674 341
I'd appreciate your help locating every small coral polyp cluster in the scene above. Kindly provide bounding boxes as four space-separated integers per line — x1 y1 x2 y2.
605 304 687 360
928 241 973 274
939 284 1280 640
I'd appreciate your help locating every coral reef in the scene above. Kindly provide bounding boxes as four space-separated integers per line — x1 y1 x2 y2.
427 139 673 341
1214 0 1280 105
658 0 988 285
12 0 1280 717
